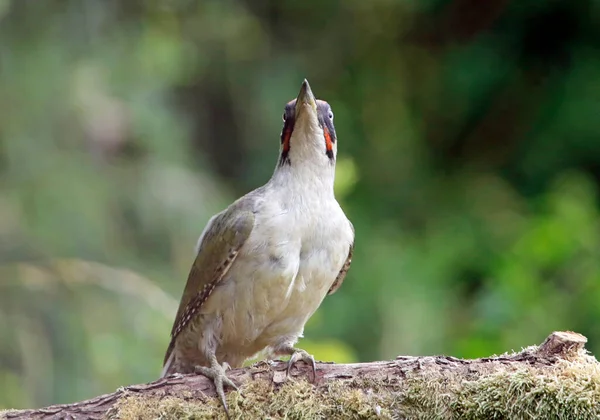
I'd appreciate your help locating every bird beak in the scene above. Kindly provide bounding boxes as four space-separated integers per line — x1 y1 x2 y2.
294 79 318 120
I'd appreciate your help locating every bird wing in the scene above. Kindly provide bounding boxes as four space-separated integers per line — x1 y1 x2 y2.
163 206 255 366
327 220 354 295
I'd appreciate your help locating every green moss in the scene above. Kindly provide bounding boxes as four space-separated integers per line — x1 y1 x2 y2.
108 380 394 420
451 356 600 419
395 351 600 420
6 348 600 420
110 350 600 419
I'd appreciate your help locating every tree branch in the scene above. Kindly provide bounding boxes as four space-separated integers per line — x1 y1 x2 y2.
3 331 598 419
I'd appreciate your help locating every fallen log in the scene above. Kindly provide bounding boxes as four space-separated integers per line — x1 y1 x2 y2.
2 331 598 419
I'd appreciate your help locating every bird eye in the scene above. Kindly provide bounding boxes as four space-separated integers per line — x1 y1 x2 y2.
328 111 334 120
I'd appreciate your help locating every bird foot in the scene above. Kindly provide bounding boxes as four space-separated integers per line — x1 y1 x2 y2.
195 362 238 419
285 348 317 382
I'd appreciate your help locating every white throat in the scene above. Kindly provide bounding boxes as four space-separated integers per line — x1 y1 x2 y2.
270 124 336 196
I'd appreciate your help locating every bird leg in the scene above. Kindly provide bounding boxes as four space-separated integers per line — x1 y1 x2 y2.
195 355 238 418
275 345 317 382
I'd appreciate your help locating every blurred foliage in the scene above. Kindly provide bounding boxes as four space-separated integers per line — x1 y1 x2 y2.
1 0 600 410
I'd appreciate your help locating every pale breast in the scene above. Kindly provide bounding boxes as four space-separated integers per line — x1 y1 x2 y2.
202 194 353 362
260 205 352 344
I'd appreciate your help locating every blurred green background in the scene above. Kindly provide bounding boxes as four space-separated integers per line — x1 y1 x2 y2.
2 0 600 410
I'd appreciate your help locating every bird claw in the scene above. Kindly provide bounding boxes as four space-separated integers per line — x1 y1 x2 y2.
195 363 238 419
286 348 317 382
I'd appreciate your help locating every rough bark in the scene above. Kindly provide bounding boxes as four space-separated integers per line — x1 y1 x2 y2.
2 331 598 420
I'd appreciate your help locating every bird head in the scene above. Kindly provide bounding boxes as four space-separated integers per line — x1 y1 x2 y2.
277 79 337 168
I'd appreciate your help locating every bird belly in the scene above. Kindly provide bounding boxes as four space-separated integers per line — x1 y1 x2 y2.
196 202 352 367
200 244 302 364
200 245 345 365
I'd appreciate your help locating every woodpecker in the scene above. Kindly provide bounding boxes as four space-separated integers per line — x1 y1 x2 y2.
161 79 354 416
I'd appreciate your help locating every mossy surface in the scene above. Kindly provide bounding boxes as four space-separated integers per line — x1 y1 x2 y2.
108 351 600 420
3 346 599 420
108 380 394 420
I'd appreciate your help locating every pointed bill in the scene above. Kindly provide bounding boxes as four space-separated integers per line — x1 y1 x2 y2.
295 79 318 119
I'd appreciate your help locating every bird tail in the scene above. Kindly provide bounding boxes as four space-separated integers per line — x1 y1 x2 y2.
161 350 175 378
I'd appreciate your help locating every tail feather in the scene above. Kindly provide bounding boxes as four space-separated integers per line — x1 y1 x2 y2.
161 349 175 378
